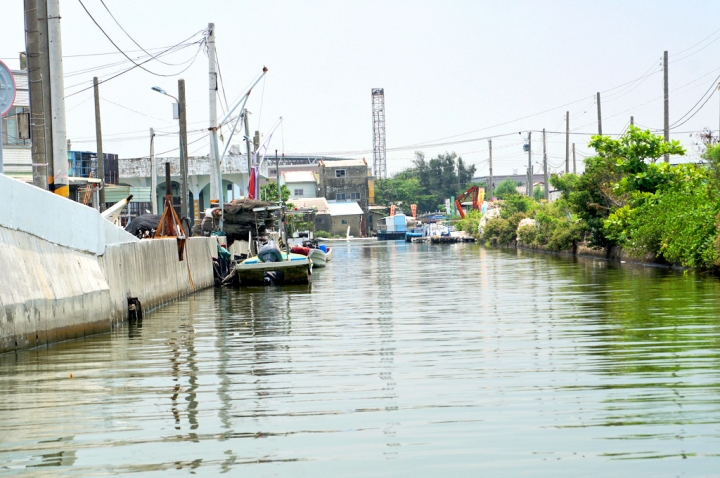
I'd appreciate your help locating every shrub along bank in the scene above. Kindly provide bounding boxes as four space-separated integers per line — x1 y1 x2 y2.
479 127 720 270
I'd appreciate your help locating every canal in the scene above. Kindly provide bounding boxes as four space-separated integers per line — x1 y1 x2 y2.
2 242 720 476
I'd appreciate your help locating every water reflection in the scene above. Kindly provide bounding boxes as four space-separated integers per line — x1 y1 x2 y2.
2 244 720 475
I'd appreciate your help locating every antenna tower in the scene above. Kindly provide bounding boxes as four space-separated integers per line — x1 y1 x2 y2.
371 88 387 179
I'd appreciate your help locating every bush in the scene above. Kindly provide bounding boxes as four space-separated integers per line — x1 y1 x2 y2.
482 212 527 245
315 230 332 238
517 224 538 245
456 209 481 237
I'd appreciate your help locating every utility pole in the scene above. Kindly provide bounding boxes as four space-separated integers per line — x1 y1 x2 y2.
47 0 68 197
93 76 105 210
488 138 493 201
207 22 219 204
23 0 48 189
527 131 532 197
565 111 569 174
178 78 189 220
150 127 157 214
630 116 634 127
572 143 576 174
663 50 669 162
596 92 602 136
543 129 549 201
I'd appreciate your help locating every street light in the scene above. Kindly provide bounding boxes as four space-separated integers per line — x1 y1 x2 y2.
152 82 188 222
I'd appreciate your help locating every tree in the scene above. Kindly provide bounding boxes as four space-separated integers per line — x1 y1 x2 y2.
378 151 477 213
261 181 292 205
494 178 518 199
551 126 686 248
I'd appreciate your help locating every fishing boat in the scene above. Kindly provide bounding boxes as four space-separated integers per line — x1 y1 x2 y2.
290 243 332 267
235 206 313 285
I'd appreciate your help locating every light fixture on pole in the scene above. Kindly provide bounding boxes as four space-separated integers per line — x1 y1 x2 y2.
151 84 187 220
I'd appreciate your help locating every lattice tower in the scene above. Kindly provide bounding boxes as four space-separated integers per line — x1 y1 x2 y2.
371 88 387 179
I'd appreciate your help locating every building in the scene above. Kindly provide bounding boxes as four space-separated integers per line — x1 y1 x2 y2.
327 201 364 237
1 69 31 181
260 155 358 187
283 170 317 199
290 197 331 234
318 158 371 205
119 152 263 224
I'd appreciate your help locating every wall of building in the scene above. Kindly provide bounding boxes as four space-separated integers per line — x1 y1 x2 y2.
288 181 317 199
319 163 369 211
330 215 362 237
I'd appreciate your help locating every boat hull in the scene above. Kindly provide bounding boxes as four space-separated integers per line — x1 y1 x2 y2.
236 253 312 285
308 248 332 268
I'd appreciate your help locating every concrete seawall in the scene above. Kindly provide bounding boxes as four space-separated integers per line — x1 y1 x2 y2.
0 174 215 354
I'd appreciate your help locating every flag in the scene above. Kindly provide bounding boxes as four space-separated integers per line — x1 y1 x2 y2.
247 167 256 200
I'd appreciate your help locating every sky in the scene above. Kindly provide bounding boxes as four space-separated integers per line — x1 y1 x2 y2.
2 0 720 178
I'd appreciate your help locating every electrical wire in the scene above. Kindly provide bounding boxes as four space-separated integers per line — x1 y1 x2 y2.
64 37 205 99
77 0 207 77
669 73 720 128
98 0 191 67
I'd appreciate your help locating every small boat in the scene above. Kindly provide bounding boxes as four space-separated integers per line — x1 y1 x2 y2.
286 207 332 268
236 241 312 285
291 244 332 268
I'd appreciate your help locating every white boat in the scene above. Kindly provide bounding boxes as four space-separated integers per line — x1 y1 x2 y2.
236 248 312 285
308 247 332 267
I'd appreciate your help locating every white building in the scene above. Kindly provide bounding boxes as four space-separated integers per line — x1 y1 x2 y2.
283 170 317 199
119 152 265 223
1 69 31 181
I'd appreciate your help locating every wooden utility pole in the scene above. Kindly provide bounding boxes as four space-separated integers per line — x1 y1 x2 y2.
178 78 189 220
572 143 576 174
93 77 105 209
23 0 49 189
596 92 602 136
663 50 669 162
488 138 493 200
526 131 532 197
630 116 634 127
543 128 549 201
565 111 569 174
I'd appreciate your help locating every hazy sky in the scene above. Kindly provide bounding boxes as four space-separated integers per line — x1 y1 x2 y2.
2 0 720 177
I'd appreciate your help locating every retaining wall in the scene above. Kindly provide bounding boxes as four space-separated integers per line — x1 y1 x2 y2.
0 174 216 354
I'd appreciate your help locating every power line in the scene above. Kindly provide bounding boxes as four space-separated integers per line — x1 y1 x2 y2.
77 0 207 77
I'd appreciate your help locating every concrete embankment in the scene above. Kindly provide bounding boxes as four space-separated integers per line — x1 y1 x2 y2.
0 175 215 354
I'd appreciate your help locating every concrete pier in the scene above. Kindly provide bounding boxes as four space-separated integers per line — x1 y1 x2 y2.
0 175 215 354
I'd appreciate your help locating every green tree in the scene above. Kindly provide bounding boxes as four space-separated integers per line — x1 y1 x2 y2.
494 178 518 199
551 126 686 248
261 181 292 205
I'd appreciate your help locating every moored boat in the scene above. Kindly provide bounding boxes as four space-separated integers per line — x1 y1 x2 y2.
236 242 312 285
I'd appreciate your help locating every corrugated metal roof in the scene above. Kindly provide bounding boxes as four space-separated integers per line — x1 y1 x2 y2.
290 197 330 214
327 201 364 216
105 186 151 203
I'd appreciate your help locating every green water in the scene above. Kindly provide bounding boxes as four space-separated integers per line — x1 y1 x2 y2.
2 243 720 476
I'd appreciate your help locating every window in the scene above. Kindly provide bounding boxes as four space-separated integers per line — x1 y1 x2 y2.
341 219 348 225
349 192 360 200
2 106 30 146
335 169 346 178
269 169 277 175
294 189 304 196
336 193 346 201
